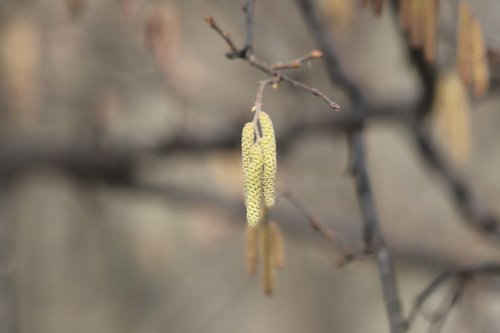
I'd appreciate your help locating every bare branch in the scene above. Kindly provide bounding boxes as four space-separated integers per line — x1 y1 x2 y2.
204 15 239 55
204 15 340 112
269 50 323 70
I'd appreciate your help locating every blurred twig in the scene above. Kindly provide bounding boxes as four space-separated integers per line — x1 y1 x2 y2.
281 192 335 241
426 281 463 333
281 192 373 267
405 263 500 331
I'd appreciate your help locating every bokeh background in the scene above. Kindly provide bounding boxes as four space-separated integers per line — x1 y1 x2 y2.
0 0 500 332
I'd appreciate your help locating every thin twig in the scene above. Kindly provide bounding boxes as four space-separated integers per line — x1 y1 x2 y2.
204 15 340 112
281 192 335 240
269 50 323 70
204 15 239 55
252 79 277 114
405 271 455 329
251 78 279 140
280 192 374 266
427 282 463 333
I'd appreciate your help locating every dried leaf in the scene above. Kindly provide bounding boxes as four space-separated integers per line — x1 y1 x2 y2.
319 0 353 29
409 0 424 47
469 19 489 97
66 0 86 19
434 71 471 163
144 4 180 75
457 1 472 89
1 15 40 127
400 0 411 30
373 0 383 16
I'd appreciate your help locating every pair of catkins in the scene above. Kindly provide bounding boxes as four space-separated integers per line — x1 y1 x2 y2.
241 112 276 227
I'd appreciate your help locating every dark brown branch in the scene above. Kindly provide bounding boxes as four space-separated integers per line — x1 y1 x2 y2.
296 1 405 332
413 127 500 239
241 0 255 56
212 0 256 59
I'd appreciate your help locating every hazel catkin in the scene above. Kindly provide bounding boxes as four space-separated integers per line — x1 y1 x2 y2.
244 144 264 227
258 112 277 208
241 122 255 177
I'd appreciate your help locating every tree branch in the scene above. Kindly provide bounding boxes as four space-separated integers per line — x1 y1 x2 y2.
295 1 405 332
204 15 340 111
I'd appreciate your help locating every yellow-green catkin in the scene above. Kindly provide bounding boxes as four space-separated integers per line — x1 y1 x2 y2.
241 122 254 177
244 144 264 227
258 112 277 207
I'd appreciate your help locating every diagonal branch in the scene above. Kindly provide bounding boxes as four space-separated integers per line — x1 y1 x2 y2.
413 127 500 239
281 191 374 267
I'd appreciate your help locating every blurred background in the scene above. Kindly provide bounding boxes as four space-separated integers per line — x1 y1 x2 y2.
0 0 499 332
